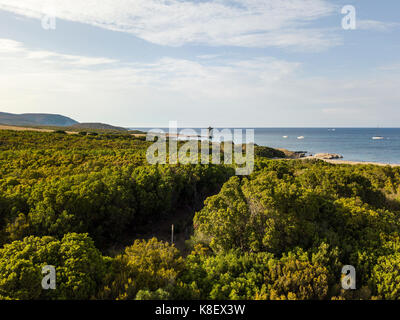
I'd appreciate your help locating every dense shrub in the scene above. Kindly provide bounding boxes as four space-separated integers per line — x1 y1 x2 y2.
0 233 108 300
100 238 184 300
1 131 400 300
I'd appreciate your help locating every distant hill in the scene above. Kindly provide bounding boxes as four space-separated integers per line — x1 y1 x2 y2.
0 112 78 127
71 123 127 131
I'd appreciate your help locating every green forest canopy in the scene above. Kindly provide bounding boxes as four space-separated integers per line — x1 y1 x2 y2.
0 130 400 300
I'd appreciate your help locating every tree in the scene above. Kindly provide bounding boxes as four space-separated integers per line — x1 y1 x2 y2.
0 233 108 300
100 238 184 300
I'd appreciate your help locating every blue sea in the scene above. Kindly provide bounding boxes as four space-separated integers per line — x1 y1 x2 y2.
252 128 400 164
131 128 400 164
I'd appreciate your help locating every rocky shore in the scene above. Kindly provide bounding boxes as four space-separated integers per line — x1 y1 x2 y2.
312 153 343 160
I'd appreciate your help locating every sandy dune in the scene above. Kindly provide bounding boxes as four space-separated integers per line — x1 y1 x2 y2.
0 124 53 132
1 125 399 167
302 156 400 167
0 124 77 134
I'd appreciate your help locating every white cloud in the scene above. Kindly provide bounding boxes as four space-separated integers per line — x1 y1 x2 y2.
322 108 362 115
1 38 400 127
0 37 302 124
0 39 117 66
197 54 224 60
357 19 400 32
0 37 301 98
0 0 339 50
377 63 400 72
0 39 25 53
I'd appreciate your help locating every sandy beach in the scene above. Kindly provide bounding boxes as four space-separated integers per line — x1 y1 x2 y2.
0 124 54 132
302 156 400 167
2 125 399 167
0 124 78 134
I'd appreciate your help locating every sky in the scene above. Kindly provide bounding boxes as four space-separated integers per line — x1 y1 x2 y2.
0 0 399 128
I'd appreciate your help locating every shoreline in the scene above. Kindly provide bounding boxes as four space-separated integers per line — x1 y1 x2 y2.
300 156 400 167
1 126 400 167
0 124 78 134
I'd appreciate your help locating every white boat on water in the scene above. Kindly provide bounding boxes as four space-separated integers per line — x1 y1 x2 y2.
372 136 384 140
297 136 305 140
283 136 288 138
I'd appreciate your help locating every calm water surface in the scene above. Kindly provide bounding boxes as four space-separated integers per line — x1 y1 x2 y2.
131 128 400 164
